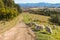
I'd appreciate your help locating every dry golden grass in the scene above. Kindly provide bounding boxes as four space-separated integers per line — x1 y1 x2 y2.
22 12 50 25
0 15 20 34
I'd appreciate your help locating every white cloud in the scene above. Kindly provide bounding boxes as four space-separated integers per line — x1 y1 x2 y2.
14 0 60 3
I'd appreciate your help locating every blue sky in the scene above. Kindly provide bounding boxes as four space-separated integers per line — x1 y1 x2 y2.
14 0 60 3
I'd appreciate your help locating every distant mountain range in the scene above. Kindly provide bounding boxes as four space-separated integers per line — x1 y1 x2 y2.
19 2 60 8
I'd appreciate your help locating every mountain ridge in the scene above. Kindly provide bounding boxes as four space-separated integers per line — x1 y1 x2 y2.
19 2 60 7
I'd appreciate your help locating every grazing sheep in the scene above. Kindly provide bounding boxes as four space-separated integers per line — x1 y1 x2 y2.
35 25 45 31
45 26 53 34
25 22 36 26
52 25 56 29
31 22 36 25
25 23 32 27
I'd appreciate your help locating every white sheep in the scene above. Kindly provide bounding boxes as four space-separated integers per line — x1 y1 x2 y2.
52 25 56 29
45 26 53 34
35 25 45 30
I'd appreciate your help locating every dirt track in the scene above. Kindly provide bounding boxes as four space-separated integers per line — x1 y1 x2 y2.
0 17 35 40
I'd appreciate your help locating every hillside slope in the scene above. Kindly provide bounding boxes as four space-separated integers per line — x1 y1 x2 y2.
22 12 60 40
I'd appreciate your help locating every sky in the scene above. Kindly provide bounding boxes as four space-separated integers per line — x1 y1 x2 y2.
14 0 60 4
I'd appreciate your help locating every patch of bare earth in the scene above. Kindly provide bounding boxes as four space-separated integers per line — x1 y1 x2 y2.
0 17 35 40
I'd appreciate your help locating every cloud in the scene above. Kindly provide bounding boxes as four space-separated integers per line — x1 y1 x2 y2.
14 0 60 3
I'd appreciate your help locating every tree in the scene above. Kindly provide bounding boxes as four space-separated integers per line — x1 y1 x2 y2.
50 14 60 25
3 0 14 7
14 4 22 13
0 0 22 20
0 0 4 8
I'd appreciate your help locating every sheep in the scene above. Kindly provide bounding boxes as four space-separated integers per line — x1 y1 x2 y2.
26 22 37 26
52 25 56 29
35 25 45 31
45 26 53 34
25 23 32 27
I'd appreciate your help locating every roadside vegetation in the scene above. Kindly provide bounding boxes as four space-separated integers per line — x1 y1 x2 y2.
0 0 22 20
0 15 20 34
0 0 22 34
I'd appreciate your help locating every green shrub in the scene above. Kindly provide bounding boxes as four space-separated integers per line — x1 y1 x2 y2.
0 0 22 20
50 14 60 25
0 8 19 20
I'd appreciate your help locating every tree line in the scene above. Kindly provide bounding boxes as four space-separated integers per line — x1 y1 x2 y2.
29 8 60 25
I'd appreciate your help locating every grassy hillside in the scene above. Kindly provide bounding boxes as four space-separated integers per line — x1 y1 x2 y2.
22 12 60 40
